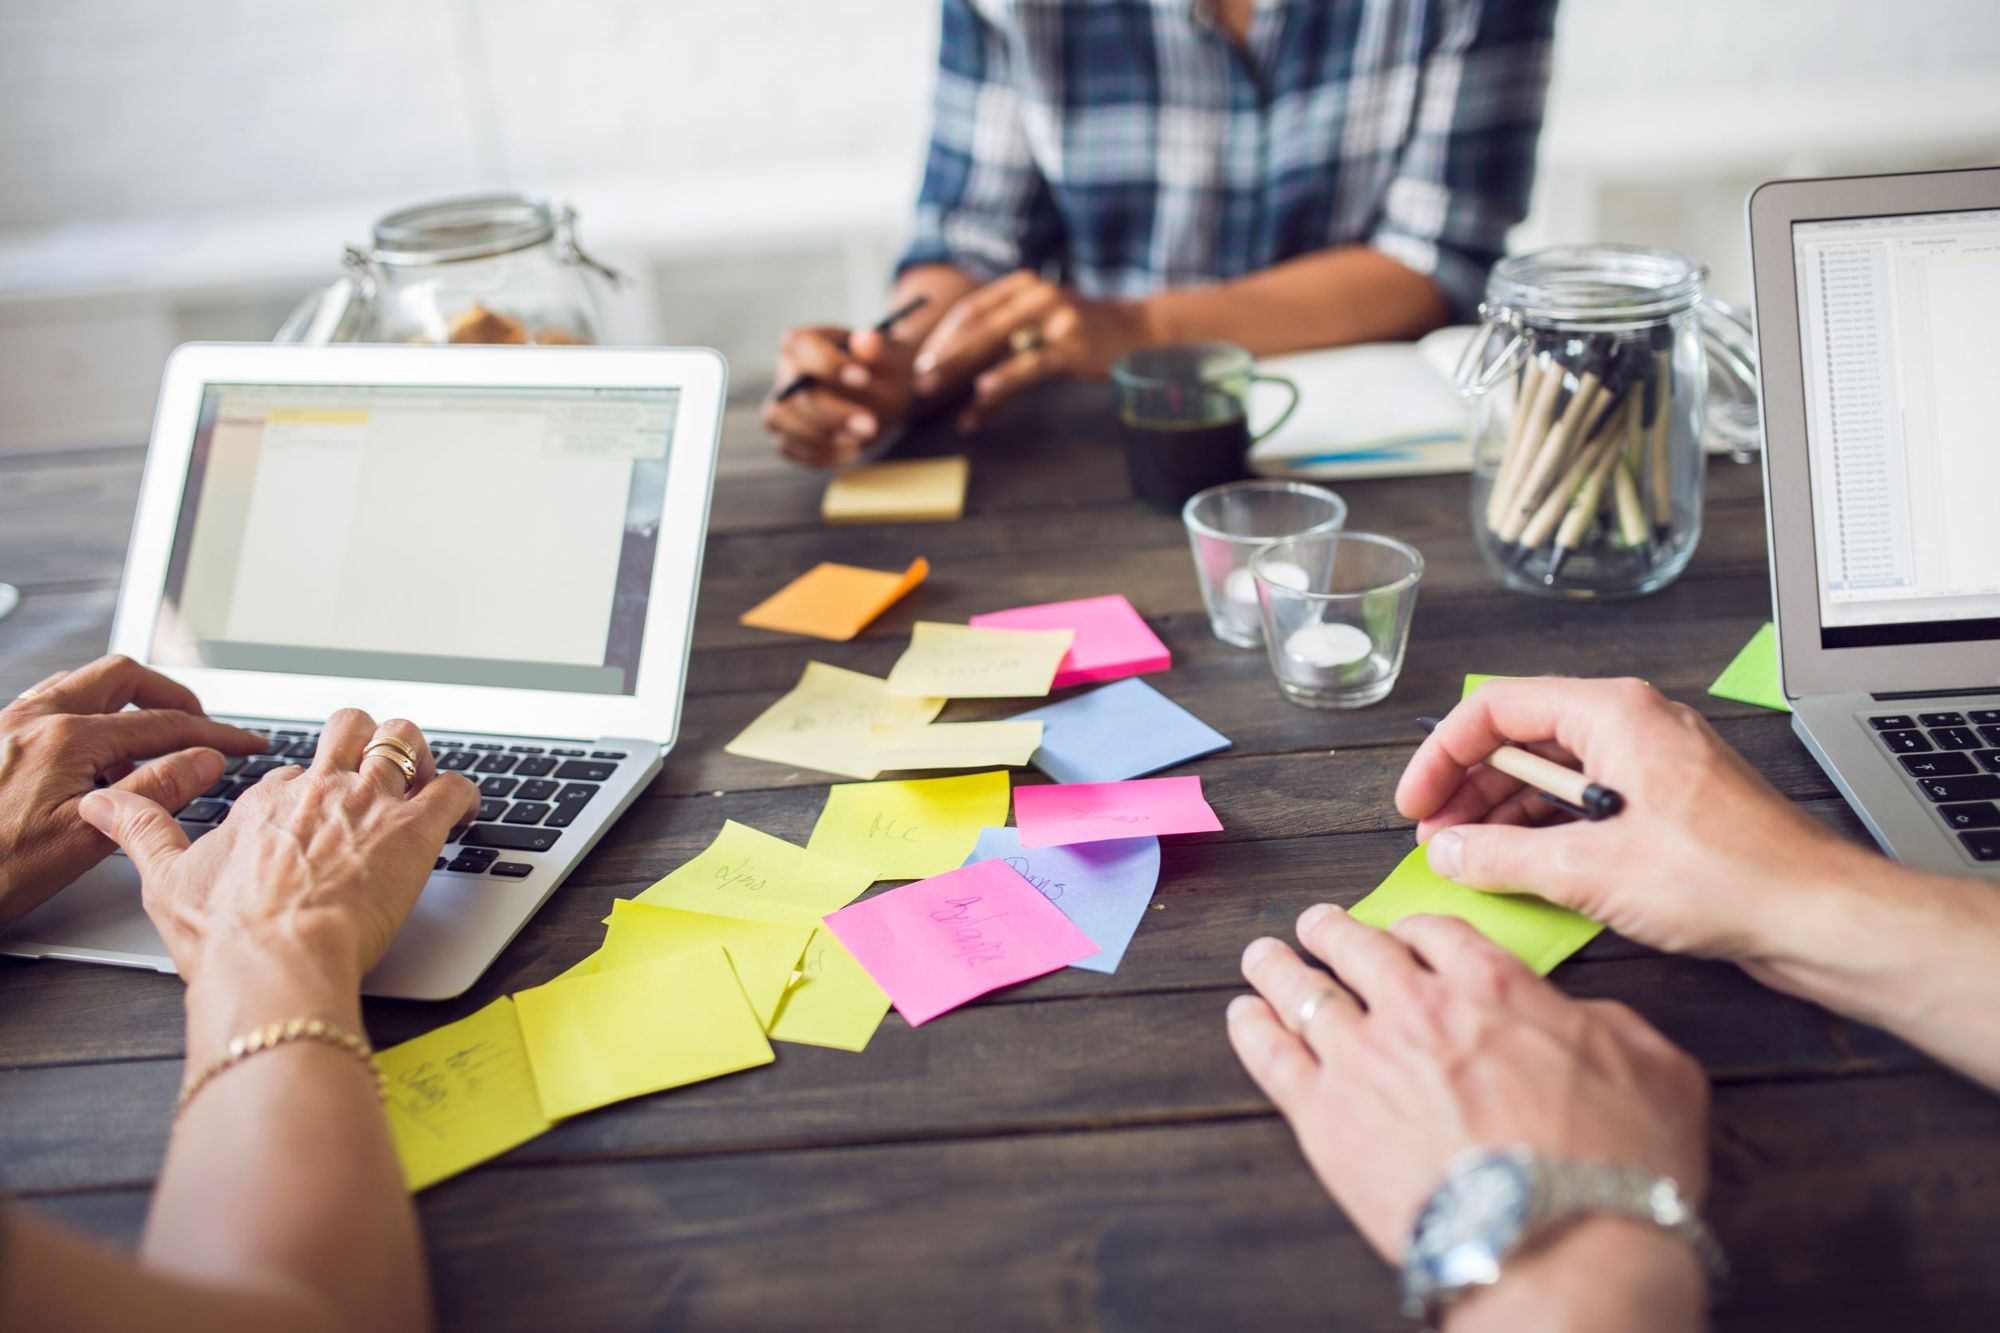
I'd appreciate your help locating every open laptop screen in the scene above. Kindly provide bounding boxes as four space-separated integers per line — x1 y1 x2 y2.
1793 207 2000 649
149 382 675 696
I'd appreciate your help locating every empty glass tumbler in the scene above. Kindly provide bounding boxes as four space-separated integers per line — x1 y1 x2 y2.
1253 531 1424 709
1182 480 1347 647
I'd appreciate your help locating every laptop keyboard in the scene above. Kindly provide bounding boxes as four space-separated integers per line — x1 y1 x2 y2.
175 725 634 878
1869 709 2000 861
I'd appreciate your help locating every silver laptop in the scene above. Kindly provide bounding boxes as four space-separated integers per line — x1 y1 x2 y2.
0 341 725 997
1750 166 2000 876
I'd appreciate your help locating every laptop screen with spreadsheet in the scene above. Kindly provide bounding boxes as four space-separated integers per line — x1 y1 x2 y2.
149 381 676 696
1793 207 2000 650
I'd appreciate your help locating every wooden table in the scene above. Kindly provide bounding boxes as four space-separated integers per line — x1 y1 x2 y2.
4 389 1997 1331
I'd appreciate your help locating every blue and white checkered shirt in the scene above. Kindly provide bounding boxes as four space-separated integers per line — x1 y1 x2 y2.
899 0 1557 321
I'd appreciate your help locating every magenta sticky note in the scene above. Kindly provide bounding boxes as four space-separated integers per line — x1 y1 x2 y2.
1013 776 1224 848
822 859 1100 1026
969 594 1171 689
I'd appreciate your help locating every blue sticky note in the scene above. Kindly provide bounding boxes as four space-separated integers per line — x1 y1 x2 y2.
961 827 1161 974
1009 679 1231 784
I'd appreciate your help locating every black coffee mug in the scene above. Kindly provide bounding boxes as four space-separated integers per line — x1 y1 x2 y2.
1111 343 1300 512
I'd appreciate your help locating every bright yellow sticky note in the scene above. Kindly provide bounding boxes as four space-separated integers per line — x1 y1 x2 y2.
376 997 552 1192
768 928 893 1052
866 719 1043 770
726 661 946 779
597 899 811 1029
1350 844 1602 976
633 819 877 925
1708 623 1790 713
822 456 969 524
513 948 774 1121
739 558 928 641
807 769 1011 880
884 621 1075 698
549 947 604 983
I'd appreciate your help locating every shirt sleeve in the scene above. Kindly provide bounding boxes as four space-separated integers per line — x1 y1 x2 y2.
896 0 1065 282
1367 0 1557 322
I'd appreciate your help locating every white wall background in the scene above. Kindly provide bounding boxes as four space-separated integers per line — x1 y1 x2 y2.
2 0 1998 448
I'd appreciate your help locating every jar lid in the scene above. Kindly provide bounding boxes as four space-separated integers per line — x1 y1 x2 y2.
369 192 556 266
1486 244 1705 328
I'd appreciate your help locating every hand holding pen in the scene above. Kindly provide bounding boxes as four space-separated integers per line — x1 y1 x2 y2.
763 296 932 468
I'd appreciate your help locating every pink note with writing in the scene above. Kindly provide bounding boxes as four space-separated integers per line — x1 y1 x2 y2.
1013 775 1223 848
969 594 1170 689
822 859 1099 1026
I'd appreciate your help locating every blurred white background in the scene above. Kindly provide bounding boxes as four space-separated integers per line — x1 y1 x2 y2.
2 0 1998 450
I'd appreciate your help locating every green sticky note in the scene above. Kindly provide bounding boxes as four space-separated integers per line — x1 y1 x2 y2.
1708 623 1790 713
1349 844 1602 976
1462 673 1508 699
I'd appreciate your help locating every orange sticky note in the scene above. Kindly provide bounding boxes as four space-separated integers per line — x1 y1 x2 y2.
739 558 929 642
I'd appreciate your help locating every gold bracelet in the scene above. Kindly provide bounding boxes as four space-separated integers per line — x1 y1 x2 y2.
177 1016 386 1118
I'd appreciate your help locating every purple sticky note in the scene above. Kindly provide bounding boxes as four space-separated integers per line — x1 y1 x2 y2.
822 859 1100 1026
962 827 1160 974
970 594 1171 689
1013 776 1224 849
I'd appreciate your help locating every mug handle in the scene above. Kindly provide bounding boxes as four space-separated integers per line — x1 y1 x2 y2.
1248 373 1301 445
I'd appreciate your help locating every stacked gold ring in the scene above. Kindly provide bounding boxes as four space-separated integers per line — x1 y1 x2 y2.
1008 324 1044 356
361 735 419 785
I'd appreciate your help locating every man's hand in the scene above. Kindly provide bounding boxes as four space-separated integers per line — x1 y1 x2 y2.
1395 676 1877 961
0 655 267 925
762 325 919 468
911 269 1153 431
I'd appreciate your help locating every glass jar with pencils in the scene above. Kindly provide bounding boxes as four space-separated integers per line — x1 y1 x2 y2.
1453 245 1758 599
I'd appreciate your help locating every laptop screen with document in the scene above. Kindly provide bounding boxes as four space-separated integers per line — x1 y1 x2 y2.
149 382 675 696
1792 207 2000 650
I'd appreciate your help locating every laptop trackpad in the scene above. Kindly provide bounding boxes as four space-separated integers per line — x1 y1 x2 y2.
0 857 174 972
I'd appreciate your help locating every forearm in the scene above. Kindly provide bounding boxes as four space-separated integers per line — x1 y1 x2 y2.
145 941 431 1332
1142 244 1452 357
1742 857 2000 1091
1445 1217 1707 1333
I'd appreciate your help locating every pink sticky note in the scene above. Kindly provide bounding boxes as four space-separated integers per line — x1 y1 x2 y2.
970 594 1171 689
1013 776 1223 848
822 859 1099 1026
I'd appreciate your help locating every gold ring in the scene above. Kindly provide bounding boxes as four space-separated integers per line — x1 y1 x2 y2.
361 741 418 785
15 688 36 699
365 734 419 766
1008 324 1044 356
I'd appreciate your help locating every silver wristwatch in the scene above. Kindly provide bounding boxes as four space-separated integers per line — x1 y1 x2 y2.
1399 1147 1726 1326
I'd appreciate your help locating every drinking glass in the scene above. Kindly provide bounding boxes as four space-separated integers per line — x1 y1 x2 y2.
1182 480 1347 647
1112 343 1299 511
1253 531 1424 709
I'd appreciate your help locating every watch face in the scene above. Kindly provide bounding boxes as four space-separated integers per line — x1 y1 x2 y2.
1409 1155 1534 1293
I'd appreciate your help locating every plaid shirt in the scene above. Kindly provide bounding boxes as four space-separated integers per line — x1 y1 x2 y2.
899 0 1557 321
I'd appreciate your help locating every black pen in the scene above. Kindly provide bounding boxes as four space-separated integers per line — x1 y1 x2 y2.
1416 717 1624 821
774 295 932 402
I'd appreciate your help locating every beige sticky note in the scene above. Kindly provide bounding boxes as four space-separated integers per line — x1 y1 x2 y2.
632 818 877 925
806 769 1012 880
768 928 893 1052
866 719 1043 770
884 621 1075 698
596 899 811 1029
376 997 552 1192
739 558 928 641
822 456 970 525
725 661 946 779
512 948 774 1121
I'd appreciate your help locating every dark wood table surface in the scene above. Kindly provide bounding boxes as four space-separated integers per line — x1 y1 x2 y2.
3 389 1997 1331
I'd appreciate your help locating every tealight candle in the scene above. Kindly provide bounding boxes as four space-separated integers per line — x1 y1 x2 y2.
1225 560 1307 607
1283 622 1374 669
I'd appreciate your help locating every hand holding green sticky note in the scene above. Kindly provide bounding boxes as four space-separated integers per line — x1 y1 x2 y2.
1351 844 1602 975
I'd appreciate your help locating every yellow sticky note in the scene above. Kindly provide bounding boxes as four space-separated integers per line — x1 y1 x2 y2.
513 948 774 1121
740 558 928 641
726 661 946 779
769 928 893 1052
866 719 1043 770
550 947 604 983
1708 623 1790 713
884 621 1075 698
822 456 969 524
807 769 1011 880
597 899 811 1029
634 819 877 925
376 997 552 1192
1350 844 1602 976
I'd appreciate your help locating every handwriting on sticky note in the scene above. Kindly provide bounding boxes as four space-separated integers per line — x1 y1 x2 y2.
964 827 1162 975
635 819 875 925
884 621 1075 698
822 859 1098 1025
1013 775 1222 848
807 769 1012 881
726 661 945 779
768 928 892 1052
969 594 1171 688
376 997 552 1192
